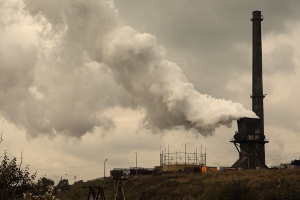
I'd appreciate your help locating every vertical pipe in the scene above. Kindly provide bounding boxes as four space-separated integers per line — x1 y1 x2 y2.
168 144 169 164
160 151 161 167
196 148 198 165
201 145 203 165
165 147 166 164
168 145 169 171
165 147 167 171
205 147 207 166
161 151 164 171
160 146 162 172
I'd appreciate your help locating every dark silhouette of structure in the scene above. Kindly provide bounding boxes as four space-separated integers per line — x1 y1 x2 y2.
110 170 126 200
114 178 126 200
231 11 268 169
84 186 106 200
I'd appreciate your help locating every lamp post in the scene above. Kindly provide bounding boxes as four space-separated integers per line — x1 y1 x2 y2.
104 159 107 178
135 152 137 176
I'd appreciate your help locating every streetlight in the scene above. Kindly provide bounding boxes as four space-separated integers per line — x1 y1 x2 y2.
135 152 137 176
104 159 107 178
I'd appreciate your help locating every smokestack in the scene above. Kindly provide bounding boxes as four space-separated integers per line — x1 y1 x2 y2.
251 10 265 135
231 11 268 169
251 10 267 166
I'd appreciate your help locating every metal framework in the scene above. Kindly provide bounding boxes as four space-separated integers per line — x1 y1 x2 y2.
114 178 126 200
160 144 206 172
84 186 106 200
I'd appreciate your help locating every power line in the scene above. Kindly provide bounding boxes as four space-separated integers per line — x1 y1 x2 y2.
32 150 300 171
32 159 160 171
33 164 101 171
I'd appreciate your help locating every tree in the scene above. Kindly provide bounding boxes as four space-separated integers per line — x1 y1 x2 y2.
291 159 300 166
32 177 55 195
24 184 60 200
55 179 70 192
0 151 36 199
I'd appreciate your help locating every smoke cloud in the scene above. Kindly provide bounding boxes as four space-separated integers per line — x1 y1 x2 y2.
0 0 256 138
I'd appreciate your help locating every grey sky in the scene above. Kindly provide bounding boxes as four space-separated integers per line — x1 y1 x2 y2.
0 0 299 183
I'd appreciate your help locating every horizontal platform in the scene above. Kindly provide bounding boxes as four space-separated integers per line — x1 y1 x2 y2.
230 138 269 144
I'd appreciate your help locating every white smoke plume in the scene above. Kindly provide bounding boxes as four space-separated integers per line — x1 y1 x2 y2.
0 0 256 138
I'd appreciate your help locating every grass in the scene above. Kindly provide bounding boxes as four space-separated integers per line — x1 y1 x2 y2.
57 168 300 200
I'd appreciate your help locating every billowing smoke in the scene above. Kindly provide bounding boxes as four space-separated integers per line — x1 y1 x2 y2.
0 0 256 138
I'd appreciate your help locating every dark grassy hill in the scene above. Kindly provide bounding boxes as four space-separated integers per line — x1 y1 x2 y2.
57 168 300 200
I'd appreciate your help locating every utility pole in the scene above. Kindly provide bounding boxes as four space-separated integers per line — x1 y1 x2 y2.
135 152 137 176
19 150 24 169
0 131 3 143
104 159 107 178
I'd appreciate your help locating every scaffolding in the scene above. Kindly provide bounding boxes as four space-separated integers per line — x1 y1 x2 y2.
160 144 206 172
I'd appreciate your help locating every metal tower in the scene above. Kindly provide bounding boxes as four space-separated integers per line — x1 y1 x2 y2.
231 11 268 169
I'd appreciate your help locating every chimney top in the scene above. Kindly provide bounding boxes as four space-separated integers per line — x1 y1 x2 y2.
252 10 263 21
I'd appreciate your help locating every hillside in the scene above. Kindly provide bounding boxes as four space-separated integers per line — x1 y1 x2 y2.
57 168 300 200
